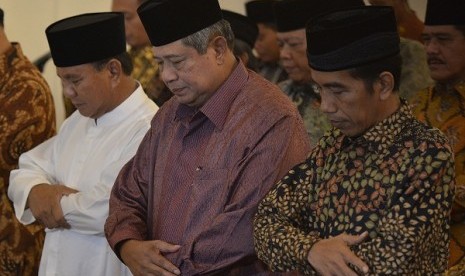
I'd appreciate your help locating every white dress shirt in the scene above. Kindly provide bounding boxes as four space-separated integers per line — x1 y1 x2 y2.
9 85 158 276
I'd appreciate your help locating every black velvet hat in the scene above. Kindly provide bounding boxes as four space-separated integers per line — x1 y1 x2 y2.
138 0 223 46
274 0 365 32
245 0 276 24
425 0 465 26
46 12 126 67
222 10 258 48
0 8 4 26
306 6 399 72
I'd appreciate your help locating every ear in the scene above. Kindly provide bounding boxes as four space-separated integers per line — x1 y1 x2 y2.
106 59 122 86
210 36 228 65
374 71 395 101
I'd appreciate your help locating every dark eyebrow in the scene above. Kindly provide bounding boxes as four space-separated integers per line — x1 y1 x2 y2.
156 54 183 60
422 32 453 38
321 82 347 90
58 73 81 80
282 37 304 43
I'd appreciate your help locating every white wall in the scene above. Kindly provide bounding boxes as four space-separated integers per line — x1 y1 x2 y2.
0 0 425 128
220 0 247 14
409 0 426 21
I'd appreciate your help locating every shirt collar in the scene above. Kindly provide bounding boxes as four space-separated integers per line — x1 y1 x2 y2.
342 99 413 152
175 60 248 130
434 79 465 99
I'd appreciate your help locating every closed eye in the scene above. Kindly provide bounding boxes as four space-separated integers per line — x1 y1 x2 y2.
72 79 82 85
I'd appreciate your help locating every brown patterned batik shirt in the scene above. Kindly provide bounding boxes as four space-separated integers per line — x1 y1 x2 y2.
0 43 56 275
254 102 455 275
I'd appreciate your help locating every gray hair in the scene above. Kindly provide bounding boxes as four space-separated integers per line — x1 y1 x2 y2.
181 19 235 54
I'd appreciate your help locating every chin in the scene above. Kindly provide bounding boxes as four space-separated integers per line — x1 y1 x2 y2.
340 128 363 138
261 56 275 64
175 95 193 106
289 74 304 83
78 110 91 118
430 72 456 83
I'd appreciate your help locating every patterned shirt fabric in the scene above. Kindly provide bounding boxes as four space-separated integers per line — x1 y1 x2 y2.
105 62 311 275
279 79 331 147
254 101 455 275
411 81 465 271
0 43 56 276
398 38 434 102
258 62 288 84
129 46 172 106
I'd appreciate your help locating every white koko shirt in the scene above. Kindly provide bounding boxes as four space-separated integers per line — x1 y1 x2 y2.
9 86 158 276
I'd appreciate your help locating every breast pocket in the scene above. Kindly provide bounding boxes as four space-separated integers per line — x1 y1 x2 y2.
191 168 230 217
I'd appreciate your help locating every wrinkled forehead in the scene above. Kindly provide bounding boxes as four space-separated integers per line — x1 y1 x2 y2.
310 68 354 83
423 25 465 36
56 63 95 78
154 39 191 56
277 29 306 41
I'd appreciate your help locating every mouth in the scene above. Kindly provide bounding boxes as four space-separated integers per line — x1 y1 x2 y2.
329 119 345 128
284 66 299 74
72 102 83 108
428 58 445 66
170 87 185 94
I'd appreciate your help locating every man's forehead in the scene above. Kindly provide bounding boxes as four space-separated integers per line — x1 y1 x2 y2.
311 69 352 84
57 64 93 77
277 29 305 39
423 25 462 35
153 40 195 58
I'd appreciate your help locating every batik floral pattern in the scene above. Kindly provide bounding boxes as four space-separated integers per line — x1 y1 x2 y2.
0 43 55 275
254 102 455 275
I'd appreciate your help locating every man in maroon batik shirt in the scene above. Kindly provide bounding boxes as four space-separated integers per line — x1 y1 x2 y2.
104 0 310 275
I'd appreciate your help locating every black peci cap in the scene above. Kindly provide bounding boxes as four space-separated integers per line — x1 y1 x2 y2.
274 0 365 32
245 0 276 24
425 0 465 26
137 0 223 46
306 6 400 72
46 12 126 67
222 10 258 48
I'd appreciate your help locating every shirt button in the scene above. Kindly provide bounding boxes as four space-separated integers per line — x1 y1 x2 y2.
196 166 202 172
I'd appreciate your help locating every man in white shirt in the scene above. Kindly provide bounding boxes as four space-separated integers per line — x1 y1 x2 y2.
8 12 158 276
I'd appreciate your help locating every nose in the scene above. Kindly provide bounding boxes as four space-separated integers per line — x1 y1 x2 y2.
160 64 178 84
319 91 337 115
280 44 291 60
424 38 439 55
62 83 77 99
